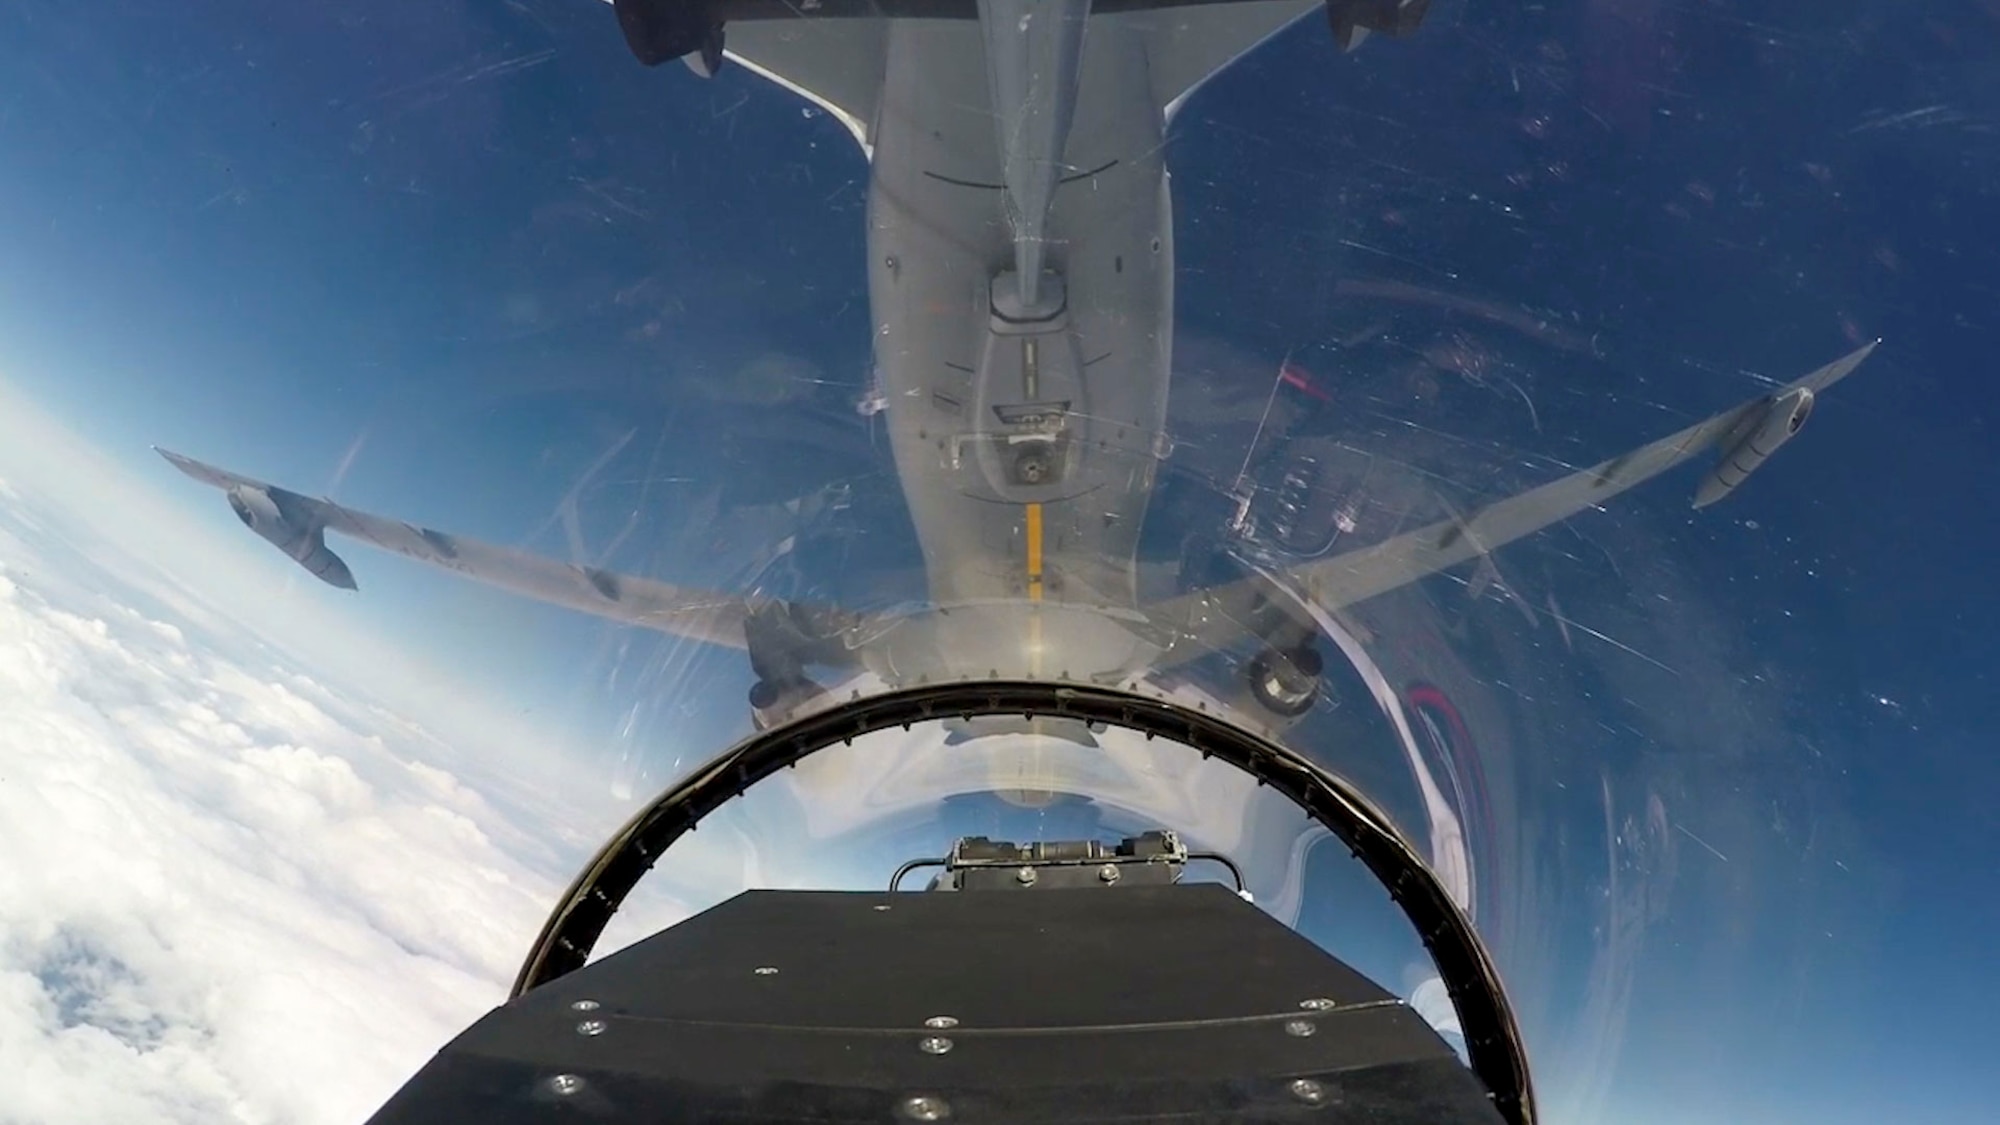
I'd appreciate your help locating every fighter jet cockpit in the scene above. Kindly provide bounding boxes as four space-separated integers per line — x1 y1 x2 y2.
1 2 1990 1124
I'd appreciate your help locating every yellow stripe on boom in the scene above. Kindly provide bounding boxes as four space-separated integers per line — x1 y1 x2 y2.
1025 502 1044 602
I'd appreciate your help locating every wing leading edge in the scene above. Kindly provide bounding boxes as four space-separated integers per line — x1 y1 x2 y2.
1154 341 1880 654
156 447 759 651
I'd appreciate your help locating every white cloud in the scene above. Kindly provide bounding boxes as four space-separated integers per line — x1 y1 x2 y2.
0 532 566 1123
0 383 589 1123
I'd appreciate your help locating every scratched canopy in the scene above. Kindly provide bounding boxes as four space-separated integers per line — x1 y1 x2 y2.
2 0 1992 1123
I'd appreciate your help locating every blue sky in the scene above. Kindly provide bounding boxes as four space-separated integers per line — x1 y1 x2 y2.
3 0 1998 1121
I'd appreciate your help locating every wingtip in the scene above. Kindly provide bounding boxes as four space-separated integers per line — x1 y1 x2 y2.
1845 337 1884 370
154 446 196 474
1794 338 1882 394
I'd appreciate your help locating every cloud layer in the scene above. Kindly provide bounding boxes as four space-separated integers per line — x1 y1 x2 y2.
0 477 560 1122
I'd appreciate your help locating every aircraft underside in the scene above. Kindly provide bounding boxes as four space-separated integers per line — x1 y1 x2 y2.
868 15 1177 611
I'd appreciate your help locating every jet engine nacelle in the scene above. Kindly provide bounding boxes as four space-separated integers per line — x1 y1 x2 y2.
612 0 726 76
748 677 828 731
1326 0 1435 52
1692 385 1815 509
225 485 358 589
1246 644 1323 718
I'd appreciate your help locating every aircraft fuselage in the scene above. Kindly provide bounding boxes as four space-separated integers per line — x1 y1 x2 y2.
867 18 1174 615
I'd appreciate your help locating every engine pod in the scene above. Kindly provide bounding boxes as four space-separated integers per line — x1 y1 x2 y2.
1693 385 1814 508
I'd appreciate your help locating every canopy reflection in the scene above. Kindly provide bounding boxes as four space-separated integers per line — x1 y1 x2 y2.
0 0 1987 1122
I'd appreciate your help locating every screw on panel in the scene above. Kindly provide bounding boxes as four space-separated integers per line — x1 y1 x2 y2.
1098 864 1120 883
576 1019 607 1037
900 1095 951 1121
570 999 600 1012
1015 866 1037 885
1289 1079 1326 1105
754 966 780 975
1284 1019 1317 1038
1299 998 1336 1011
548 1074 585 1097
923 1015 959 1029
918 1036 954 1055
